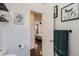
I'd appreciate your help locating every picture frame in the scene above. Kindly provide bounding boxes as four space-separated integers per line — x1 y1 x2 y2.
53 5 58 18
14 12 24 25
61 3 79 22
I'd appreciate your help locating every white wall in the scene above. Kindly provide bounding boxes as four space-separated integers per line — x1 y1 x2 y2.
52 3 79 56
0 24 3 49
1 3 54 56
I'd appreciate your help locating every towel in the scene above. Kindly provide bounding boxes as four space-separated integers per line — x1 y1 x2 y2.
54 30 68 56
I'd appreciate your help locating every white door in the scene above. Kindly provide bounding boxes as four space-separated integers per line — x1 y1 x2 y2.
42 14 54 56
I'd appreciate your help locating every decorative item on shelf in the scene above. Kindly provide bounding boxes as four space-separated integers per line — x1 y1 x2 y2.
14 12 24 25
53 5 58 19
0 10 10 23
61 3 79 22
0 3 9 12
0 16 8 22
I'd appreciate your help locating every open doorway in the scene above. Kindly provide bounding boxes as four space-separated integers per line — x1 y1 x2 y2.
30 11 42 56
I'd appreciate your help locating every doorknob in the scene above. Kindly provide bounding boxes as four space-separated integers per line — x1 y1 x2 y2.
50 40 53 42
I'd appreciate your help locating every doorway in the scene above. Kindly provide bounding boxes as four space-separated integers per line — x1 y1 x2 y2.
30 11 42 56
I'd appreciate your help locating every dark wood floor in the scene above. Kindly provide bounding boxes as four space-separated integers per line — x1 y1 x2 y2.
30 39 42 56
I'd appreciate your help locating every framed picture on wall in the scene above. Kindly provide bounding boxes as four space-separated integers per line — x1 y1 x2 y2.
53 5 58 18
61 3 79 22
14 12 24 25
